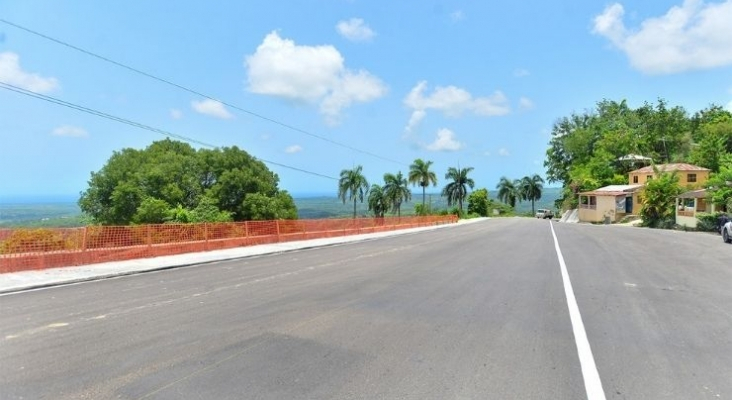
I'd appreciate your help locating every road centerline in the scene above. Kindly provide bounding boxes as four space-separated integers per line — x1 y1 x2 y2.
550 221 607 400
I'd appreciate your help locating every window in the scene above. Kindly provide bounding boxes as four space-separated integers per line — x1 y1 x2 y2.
633 175 638 183
688 173 697 183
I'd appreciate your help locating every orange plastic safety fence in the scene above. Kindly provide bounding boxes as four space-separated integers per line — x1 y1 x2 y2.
0 215 458 273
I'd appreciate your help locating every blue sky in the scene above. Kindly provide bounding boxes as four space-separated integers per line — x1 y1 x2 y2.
1 1 731 199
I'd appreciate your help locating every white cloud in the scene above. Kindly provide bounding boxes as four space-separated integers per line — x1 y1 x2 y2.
404 109 426 135
0 52 58 93
191 99 233 119
51 125 87 138
425 128 464 152
245 31 387 123
450 10 465 22
284 144 303 153
498 148 510 157
336 18 376 42
592 1 732 74
404 81 510 132
519 97 535 110
513 68 530 77
170 109 183 119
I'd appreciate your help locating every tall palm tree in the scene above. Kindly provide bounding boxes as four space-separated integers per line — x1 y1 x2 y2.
338 165 369 219
367 184 388 218
383 171 411 217
520 174 544 214
496 176 520 208
408 159 438 207
441 166 475 213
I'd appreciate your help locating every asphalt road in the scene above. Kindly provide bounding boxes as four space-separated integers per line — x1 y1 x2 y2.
1 219 730 399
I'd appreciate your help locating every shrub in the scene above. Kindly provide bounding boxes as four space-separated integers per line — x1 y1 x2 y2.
696 212 729 232
0 229 74 254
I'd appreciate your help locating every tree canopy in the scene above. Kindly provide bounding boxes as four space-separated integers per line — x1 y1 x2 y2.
79 139 297 225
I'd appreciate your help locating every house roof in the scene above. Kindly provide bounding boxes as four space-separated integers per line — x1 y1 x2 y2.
629 163 710 174
678 189 708 199
580 184 643 196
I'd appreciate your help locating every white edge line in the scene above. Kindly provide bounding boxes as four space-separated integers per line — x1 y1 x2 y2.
550 221 607 400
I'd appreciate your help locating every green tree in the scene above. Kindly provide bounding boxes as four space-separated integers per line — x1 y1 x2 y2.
132 197 170 224
639 169 683 228
189 195 234 223
338 165 369 219
467 188 489 217
495 177 520 208
383 171 411 217
408 159 438 207
367 184 388 218
689 121 732 172
519 174 544 215
79 139 296 224
707 154 732 211
442 167 475 214
241 192 298 220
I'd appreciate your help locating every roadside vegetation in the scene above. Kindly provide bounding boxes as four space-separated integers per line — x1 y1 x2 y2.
544 99 732 228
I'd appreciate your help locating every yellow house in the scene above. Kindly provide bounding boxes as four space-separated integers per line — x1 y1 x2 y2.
628 163 710 188
578 163 711 223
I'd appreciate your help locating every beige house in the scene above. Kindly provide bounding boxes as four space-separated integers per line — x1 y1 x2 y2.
675 189 718 229
578 163 711 224
578 185 643 223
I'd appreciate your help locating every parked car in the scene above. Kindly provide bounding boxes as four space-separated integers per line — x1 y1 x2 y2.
535 209 554 219
723 221 732 244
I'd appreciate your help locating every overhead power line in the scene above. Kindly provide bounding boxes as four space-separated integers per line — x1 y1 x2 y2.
0 18 406 167
0 81 338 181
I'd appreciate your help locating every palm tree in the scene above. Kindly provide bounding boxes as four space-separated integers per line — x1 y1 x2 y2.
441 166 475 213
520 174 544 214
338 165 369 218
367 184 388 218
496 176 520 208
408 159 438 207
383 171 412 217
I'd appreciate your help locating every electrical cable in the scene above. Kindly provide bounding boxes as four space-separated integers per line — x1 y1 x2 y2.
0 18 406 167
0 81 338 181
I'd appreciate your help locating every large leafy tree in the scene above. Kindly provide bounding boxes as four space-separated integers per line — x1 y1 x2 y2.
408 159 438 207
519 174 545 214
442 166 475 213
79 139 296 224
495 177 521 208
338 165 369 219
383 171 411 217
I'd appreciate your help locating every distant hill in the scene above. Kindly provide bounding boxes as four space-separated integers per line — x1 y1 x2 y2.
0 188 563 227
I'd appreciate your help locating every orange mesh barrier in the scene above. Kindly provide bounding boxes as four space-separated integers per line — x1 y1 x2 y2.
0 216 458 273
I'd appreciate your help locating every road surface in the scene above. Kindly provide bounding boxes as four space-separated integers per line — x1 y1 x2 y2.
1 219 730 399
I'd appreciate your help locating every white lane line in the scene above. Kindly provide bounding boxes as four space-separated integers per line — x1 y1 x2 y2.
550 222 606 400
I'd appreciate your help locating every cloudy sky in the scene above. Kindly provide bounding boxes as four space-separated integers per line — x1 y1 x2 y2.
1 1 731 199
